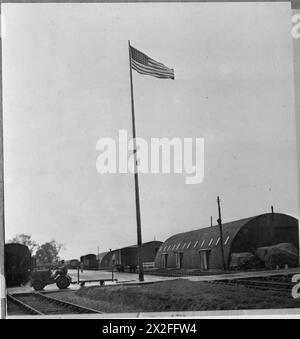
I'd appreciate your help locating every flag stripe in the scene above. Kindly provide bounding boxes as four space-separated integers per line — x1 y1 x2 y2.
131 59 174 77
131 58 174 77
148 58 167 68
148 60 174 72
131 65 174 79
148 58 169 69
131 66 174 79
132 71 173 79
130 45 175 80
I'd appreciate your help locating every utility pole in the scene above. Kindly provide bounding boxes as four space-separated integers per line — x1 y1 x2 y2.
211 216 213 227
217 196 226 271
110 249 114 281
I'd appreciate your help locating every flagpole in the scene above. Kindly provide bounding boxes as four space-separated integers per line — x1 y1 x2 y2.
128 40 144 282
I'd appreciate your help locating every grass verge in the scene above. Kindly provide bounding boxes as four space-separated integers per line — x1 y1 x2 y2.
47 279 300 314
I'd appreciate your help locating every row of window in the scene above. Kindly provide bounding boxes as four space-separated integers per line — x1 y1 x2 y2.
160 236 230 253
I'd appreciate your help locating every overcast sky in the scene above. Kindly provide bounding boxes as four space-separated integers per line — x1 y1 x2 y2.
2 2 299 259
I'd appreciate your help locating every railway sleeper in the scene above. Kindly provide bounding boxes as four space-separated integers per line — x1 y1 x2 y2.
7 294 43 315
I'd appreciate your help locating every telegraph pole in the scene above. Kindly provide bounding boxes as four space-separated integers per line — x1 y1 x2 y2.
217 197 226 271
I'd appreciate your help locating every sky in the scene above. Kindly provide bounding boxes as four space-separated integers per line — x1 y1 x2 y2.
2 2 299 260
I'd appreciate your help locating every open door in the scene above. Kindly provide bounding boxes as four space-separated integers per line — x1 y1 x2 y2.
199 250 210 270
162 253 168 268
176 252 184 269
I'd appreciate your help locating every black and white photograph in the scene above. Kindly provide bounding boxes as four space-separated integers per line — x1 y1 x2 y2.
1 0 300 321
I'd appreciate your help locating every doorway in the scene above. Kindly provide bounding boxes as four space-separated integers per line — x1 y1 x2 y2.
162 254 168 268
199 250 210 270
176 252 184 269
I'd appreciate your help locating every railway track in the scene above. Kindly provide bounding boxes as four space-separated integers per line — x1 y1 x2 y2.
208 276 294 294
7 292 102 316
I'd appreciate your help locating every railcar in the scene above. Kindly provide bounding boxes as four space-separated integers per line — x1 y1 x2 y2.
5 243 31 287
80 254 97 270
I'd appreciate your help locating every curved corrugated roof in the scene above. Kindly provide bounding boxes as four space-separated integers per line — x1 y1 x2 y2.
158 216 257 254
158 213 299 255
80 253 96 259
97 252 108 262
120 240 162 251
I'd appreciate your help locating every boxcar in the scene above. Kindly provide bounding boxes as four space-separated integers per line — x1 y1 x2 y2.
5 243 32 287
80 254 97 270
69 259 79 269
100 241 162 272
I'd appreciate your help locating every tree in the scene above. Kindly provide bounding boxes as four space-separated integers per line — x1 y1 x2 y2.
34 240 65 266
8 234 38 254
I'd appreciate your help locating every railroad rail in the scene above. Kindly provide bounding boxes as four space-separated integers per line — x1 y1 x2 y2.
7 292 102 316
208 275 295 294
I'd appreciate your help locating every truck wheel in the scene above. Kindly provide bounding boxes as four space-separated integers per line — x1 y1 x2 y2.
32 280 44 291
56 276 70 289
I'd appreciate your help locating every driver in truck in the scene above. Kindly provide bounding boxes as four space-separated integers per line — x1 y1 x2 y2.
53 260 68 278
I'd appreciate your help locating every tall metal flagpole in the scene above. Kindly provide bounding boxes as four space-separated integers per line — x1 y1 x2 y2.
128 40 144 282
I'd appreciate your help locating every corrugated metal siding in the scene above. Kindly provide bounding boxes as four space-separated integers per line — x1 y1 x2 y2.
155 217 252 269
155 213 299 270
100 241 163 269
231 214 299 254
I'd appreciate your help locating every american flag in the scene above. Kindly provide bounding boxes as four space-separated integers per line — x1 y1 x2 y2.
130 46 175 80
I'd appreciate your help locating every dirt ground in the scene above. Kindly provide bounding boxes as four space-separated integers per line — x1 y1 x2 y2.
48 279 300 313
